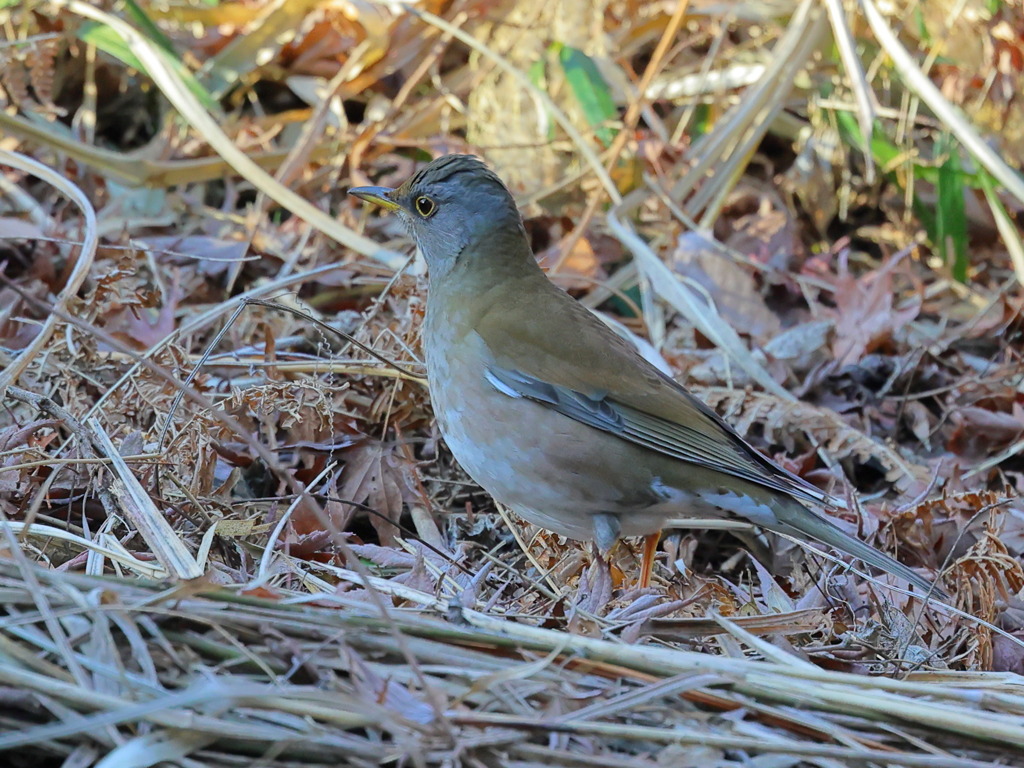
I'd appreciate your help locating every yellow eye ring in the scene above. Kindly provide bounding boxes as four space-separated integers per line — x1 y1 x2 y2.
414 196 436 217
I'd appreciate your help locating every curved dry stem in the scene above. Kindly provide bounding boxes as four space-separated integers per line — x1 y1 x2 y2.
0 148 97 394
58 0 404 268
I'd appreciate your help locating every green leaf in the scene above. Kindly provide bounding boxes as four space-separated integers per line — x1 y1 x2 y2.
834 112 980 281
912 6 932 45
605 282 642 320
935 135 970 282
78 21 221 113
123 0 178 59
79 22 146 73
556 44 618 147
835 111 985 188
835 110 924 179
687 103 712 139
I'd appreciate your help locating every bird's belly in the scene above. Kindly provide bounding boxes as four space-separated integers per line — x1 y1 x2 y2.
426 334 674 542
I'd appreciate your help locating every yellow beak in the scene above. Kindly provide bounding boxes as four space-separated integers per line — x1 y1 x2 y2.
348 185 401 212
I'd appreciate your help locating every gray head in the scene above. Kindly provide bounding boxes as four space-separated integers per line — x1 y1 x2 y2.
349 155 530 278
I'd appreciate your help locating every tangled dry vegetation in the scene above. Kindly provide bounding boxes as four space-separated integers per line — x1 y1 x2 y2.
3 0 1024 765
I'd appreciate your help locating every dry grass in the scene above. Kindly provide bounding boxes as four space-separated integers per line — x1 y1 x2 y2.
2 0 1024 764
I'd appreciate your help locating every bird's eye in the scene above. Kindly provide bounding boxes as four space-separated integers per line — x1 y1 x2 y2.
414 196 436 217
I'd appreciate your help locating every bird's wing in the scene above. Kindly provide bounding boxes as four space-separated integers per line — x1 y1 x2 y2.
475 279 831 507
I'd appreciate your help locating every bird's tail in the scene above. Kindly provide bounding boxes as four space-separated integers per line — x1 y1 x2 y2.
769 498 944 598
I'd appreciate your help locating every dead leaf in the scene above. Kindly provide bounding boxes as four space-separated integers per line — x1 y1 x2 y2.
673 231 781 343
337 439 419 546
947 405 1024 459
830 251 920 367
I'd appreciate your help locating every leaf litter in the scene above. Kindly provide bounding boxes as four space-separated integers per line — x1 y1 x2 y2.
1 0 1024 765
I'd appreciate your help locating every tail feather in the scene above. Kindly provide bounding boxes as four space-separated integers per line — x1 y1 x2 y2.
675 484 944 598
770 499 944 598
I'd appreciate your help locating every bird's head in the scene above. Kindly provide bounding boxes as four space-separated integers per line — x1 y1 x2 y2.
349 154 528 278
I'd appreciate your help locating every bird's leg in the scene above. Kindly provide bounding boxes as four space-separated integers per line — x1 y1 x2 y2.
640 532 660 589
591 512 621 587
592 512 621 554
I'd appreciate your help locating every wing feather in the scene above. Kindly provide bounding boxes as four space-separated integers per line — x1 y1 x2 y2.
473 278 834 509
485 365 829 506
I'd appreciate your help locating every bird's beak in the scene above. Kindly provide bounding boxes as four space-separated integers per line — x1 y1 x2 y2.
348 185 401 212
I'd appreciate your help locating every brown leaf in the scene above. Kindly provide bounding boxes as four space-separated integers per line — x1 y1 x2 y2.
673 231 781 343
830 252 919 367
903 400 935 449
947 405 1024 459
540 235 604 291
337 439 418 546
349 543 417 569
0 420 59 494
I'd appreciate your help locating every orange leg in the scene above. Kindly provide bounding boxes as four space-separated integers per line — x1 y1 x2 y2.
640 532 661 588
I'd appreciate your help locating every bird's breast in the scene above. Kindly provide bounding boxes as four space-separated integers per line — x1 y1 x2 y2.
422 316 672 541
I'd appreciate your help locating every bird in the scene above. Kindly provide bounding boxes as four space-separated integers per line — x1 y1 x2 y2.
349 154 940 596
